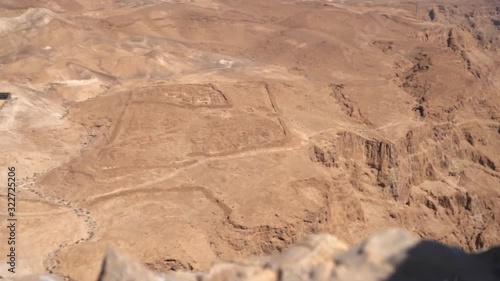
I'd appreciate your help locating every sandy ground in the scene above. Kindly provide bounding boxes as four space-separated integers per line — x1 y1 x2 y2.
0 0 499 280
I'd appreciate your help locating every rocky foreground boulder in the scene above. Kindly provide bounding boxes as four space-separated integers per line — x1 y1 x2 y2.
12 228 500 281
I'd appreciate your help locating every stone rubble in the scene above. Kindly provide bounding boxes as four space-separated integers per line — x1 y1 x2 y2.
10 228 500 281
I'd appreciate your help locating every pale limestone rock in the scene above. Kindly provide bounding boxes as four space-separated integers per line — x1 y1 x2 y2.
12 229 500 281
333 228 499 281
203 263 276 281
96 248 206 281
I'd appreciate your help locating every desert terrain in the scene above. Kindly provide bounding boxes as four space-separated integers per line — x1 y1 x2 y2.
0 0 499 280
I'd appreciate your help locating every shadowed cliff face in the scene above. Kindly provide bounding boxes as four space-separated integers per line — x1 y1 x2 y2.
0 0 499 280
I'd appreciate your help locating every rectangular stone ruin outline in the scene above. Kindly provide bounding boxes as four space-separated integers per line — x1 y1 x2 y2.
132 83 232 109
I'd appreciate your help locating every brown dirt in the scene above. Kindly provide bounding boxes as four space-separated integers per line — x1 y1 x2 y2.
0 0 498 280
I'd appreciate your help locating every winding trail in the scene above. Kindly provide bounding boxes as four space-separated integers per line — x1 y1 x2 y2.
85 82 311 202
23 182 97 281
86 138 306 203
18 81 305 280
25 81 486 279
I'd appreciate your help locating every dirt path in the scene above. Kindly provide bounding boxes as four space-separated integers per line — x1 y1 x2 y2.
86 140 306 203
22 181 97 281
15 82 304 280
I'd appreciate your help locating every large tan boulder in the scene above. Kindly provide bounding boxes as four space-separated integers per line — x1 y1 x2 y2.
94 228 500 281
